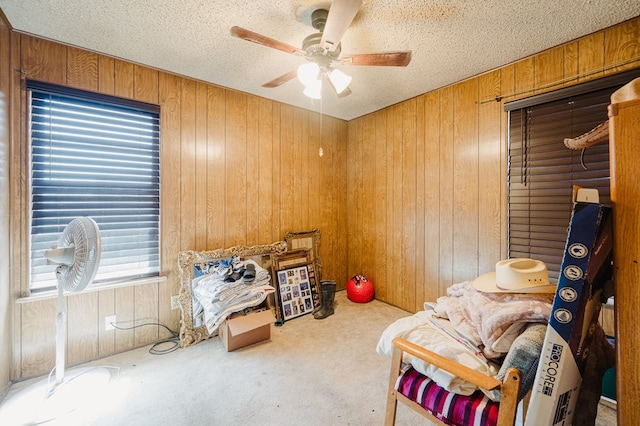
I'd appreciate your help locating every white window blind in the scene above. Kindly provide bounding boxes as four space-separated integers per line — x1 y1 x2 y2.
28 81 161 292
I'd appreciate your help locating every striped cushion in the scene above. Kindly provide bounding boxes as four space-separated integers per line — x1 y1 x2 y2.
396 365 499 426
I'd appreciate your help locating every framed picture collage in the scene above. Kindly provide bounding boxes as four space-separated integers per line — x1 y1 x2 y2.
276 265 315 321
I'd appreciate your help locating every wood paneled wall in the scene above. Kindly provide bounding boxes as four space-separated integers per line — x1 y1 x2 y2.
347 17 640 313
6 33 348 379
0 10 13 396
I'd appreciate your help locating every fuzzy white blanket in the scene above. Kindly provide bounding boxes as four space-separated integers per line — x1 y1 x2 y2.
376 310 500 396
432 281 554 358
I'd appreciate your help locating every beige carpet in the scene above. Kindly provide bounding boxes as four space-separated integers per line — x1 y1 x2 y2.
0 290 616 425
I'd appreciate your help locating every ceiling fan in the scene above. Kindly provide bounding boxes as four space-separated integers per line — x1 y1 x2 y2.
230 0 412 99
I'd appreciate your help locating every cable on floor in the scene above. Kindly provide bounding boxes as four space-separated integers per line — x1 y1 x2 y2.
110 321 180 355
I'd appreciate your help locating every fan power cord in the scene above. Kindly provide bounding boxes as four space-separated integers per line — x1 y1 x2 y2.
110 321 181 355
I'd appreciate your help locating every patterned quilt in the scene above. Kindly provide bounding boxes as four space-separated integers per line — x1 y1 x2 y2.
396 365 500 426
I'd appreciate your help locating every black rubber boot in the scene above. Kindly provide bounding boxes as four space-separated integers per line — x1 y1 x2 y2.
314 280 336 320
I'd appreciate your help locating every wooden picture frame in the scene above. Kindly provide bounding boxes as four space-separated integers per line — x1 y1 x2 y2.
271 249 320 324
284 228 322 282
177 241 287 347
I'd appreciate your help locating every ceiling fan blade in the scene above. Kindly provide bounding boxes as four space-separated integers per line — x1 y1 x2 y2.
230 26 305 56
262 69 298 88
320 0 363 53
341 51 412 67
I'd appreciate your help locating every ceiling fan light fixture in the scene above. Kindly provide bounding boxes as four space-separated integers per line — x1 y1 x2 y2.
303 78 322 99
231 1 411 101
297 62 320 87
328 68 352 94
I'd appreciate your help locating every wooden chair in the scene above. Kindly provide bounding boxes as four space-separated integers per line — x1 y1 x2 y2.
385 337 521 426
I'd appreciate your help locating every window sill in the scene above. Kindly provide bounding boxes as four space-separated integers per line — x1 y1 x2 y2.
16 275 168 304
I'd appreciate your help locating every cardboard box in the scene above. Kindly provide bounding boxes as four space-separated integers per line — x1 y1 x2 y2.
525 192 613 425
219 309 276 352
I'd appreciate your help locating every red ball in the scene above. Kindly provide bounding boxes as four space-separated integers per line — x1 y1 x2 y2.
346 275 374 303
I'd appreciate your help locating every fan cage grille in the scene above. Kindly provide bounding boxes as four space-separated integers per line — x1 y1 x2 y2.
57 218 100 292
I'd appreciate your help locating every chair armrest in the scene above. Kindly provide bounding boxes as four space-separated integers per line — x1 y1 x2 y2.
389 337 522 426
391 337 502 390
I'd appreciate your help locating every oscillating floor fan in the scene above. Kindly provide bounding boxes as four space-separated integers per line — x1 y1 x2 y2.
44 216 104 391
0 217 113 424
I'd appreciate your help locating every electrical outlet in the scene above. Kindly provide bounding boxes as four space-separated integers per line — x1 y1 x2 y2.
105 315 116 331
171 295 180 310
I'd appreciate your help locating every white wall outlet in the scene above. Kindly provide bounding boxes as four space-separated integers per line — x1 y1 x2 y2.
171 295 180 310
105 315 116 331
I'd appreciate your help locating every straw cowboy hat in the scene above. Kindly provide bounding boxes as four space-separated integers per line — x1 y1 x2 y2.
472 258 557 293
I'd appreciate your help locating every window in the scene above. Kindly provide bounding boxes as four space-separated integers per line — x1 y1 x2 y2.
505 69 640 281
28 81 160 292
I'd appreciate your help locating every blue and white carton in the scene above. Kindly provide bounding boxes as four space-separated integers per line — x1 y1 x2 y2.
525 189 613 425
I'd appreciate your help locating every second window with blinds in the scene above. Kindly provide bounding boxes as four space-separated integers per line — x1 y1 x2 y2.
505 70 640 281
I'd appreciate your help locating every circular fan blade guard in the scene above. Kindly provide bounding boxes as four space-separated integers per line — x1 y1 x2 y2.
53 217 101 293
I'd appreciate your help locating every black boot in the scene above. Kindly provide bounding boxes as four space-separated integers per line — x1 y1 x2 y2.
314 280 336 320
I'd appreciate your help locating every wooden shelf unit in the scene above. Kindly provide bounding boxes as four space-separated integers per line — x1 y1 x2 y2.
608 77 640 425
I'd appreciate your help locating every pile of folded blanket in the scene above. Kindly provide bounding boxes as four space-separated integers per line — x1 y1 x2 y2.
192 256 275 333
377 280 615 423
377 281 554 400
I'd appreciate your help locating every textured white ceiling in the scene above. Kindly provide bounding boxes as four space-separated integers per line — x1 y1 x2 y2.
1 1 639 120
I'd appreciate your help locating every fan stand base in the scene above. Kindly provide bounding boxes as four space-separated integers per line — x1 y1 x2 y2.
0 366 111 425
